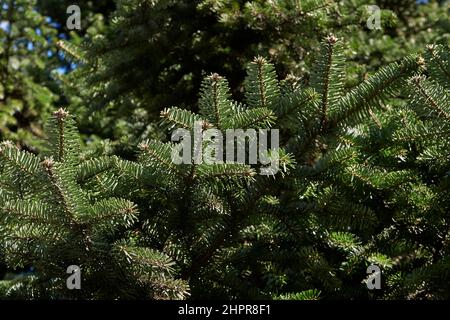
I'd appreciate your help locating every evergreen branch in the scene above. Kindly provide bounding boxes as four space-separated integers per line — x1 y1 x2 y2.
1 199 69 227
115 158 144 180
196 164 256 181
199 73 233 129
245 56 280 109
84 198 138 228
160 107 203 130
331 55 420 126
425 44 450 90
77 156 118 183
138 140 184 177
56 40 87 64
0 141 41 176
46 109 81 165
409 76 450 121
311 35 345 131
229 107 276 129
41 158 85 226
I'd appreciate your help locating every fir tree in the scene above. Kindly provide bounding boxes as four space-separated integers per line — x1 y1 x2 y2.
105 37 443 299
0 109 189 299
0 0 449 300
58 0 441 154
383 44 450 299
107 67 293 298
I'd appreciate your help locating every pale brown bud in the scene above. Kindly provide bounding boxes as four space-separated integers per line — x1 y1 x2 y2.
54 108 69 120
326 34 338 45
42 157 55 169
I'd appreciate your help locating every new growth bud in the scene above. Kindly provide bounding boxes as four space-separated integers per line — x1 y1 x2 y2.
326 34 338 45
42 157 55 170
54 108 70 120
